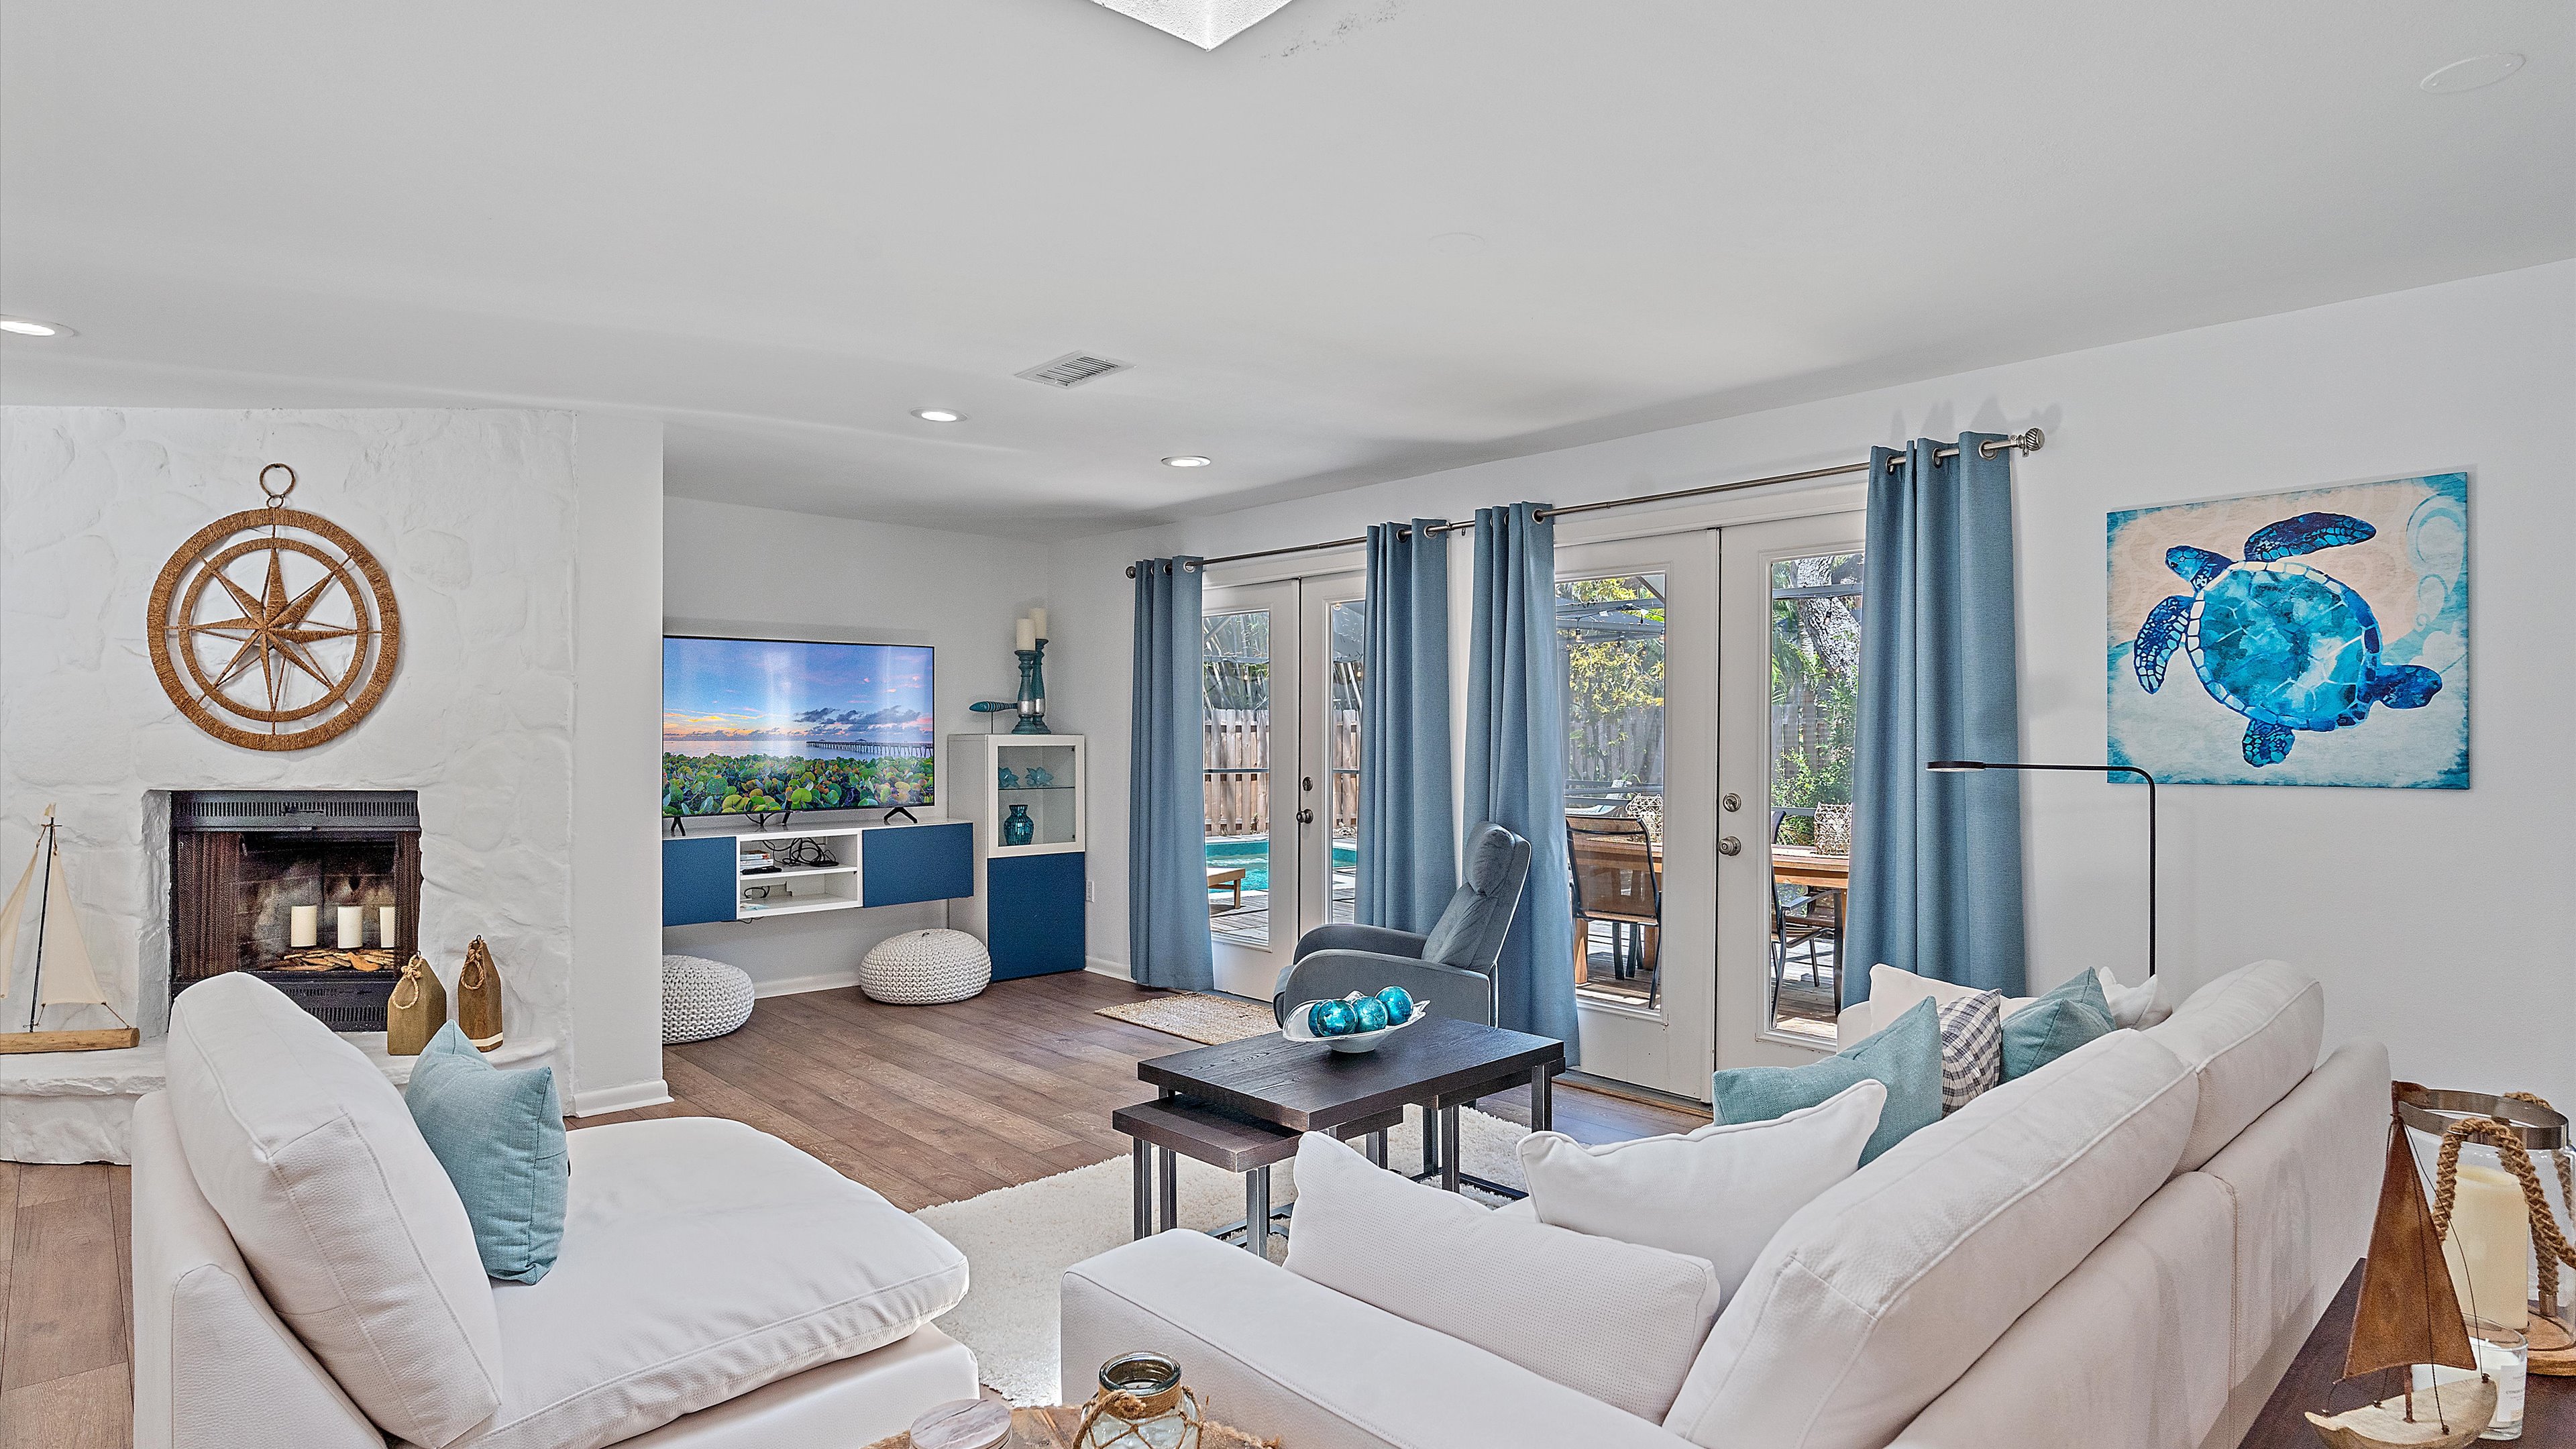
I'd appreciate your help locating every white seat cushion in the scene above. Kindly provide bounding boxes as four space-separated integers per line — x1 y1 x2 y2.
1889 1173 2237 1449
2145 960 2325 1171
1662 1030 2200 1449
165 973 503 1449
452 1117 969 1449
1518 1081 1882 1297
2194 1040 2390 1384
1285 1132 1723 1423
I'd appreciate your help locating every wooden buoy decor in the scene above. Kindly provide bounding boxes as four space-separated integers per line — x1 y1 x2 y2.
457 936 504 1051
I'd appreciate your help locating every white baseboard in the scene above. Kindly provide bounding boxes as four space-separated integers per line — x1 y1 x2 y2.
572 1078 672 1118
1085 957 1133 983
751 969 863 999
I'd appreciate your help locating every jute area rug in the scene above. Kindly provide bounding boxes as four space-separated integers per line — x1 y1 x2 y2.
912 1107 1531 1406
1091 991 1280 1045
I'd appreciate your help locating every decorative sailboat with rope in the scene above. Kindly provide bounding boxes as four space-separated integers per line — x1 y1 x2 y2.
0 807 141 1054
2305 1091 2498 1448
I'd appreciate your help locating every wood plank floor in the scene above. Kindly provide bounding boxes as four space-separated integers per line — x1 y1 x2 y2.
5 970 1706 1446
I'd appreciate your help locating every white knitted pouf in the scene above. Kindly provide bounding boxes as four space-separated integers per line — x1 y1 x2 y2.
661 954 755 1044
859 929 992 1005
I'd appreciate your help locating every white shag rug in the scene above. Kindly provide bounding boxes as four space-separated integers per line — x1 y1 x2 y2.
913 1106 1532 1405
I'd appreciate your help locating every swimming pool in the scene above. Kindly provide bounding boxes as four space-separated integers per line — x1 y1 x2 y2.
1207 837 1355 894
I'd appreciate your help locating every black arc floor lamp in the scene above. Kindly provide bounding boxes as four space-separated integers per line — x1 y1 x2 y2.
1924 759 2157 978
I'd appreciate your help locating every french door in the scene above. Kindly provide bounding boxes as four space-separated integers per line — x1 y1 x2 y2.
1560 511 1864 1095
1201 574 1364 1000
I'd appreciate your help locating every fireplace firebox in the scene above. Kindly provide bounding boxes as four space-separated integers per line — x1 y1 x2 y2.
169 790 423 1031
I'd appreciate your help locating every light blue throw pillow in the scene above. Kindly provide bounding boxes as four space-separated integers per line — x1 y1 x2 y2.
2000 970 2118 1082
1711 997 1943 1163
405 1022 568 1283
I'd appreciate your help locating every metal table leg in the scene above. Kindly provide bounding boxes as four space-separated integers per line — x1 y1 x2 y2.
1131 1138 1152 1238
1530 1065 1554 1134
1420 1104 1440 1177
1245 1166 1272 1258
1439 1104 1462 1193
1366 1130 1389 1167
1156 1145 1177 1233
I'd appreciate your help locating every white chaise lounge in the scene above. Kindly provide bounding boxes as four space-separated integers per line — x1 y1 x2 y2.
132 974 977 1449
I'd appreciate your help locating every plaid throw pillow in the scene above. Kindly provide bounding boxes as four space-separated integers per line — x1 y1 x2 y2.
1934 990 2004 1113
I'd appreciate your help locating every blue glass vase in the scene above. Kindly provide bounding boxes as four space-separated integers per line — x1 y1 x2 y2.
1002 803 1035 847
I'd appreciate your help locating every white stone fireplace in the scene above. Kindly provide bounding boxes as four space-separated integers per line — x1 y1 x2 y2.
1 407 666 1162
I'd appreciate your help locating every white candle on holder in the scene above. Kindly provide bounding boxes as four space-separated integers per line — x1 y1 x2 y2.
337 906 364 951
2443 1161 2532 1331
290 905 319 949
1016 616 1036 652
379 906 400 951
1030 606 1048 641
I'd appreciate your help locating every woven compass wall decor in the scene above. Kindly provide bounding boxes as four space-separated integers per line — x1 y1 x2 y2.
146 464 401 751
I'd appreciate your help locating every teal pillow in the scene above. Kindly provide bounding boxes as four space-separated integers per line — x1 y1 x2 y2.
1711 997 1943 1163
405 1022 568 1283
2001 971 2118 1081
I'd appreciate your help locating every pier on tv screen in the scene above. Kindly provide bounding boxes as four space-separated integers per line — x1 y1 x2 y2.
662 637 935 818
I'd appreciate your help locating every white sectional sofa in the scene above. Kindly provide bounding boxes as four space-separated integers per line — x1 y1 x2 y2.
1061 961 2383 1449
131 974 977 1449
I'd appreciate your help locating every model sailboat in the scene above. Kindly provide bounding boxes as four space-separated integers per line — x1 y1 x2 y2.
0 807 141 1054
2305 1099 2498 1448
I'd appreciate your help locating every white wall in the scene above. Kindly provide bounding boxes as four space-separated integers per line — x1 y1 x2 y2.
570 415 670 1114
1047 261 2576 1106
659 497 1050 994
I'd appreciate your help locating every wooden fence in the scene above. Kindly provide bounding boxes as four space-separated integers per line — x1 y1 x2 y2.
1201 706 1361 839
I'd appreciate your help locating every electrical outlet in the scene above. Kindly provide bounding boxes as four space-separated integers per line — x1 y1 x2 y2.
1086 877 1095 902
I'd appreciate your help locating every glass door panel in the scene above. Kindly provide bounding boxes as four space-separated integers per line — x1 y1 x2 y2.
1555 534 1715 1099
1717 513 1864 1069
1764 550 1862 1042
1301 582 1366 928
1202 582 1298 997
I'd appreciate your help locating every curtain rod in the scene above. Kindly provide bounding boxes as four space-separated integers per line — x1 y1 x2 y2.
1126 429 2043 576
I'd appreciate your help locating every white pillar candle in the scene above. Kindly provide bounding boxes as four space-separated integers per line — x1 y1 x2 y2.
2443 1161 2531 1330
336 905 364 951
378 906 400 951
1016 616 1036 652
1030 606 1047 641
290 904 319 949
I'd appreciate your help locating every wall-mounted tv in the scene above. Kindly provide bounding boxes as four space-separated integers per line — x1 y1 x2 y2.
662 636 935 819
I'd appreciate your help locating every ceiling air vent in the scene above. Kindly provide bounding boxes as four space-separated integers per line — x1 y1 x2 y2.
1014 352 1133 388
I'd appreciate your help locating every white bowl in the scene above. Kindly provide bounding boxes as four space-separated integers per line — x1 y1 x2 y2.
1283 995 1432 1054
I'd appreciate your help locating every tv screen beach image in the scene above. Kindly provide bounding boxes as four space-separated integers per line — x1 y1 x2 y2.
663 638 936 816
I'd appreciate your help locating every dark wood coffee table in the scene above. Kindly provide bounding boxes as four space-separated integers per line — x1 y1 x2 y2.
1126 1015 1564 1238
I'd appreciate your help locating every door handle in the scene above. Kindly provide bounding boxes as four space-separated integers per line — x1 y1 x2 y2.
1296 808 1316 826
1718 837 1742 857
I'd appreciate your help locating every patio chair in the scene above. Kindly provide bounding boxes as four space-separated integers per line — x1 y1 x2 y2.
1566 813 1661 1007
1768 808 1838 999
1270 822 1531 1030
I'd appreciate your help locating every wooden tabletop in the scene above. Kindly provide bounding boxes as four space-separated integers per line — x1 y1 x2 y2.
1137 1014 1564 1133
1769 845 1850 890
2241 1260 2571 1447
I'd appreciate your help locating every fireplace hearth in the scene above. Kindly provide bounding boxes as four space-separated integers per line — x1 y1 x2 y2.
169 790 423 1030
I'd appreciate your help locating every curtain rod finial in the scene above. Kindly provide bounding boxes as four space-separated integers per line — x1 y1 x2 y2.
1978 428 2044 459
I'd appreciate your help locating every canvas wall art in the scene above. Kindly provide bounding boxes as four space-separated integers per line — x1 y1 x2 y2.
2106 473 2468 788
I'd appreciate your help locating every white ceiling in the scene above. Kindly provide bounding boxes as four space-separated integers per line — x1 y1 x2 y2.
3 1 2569 537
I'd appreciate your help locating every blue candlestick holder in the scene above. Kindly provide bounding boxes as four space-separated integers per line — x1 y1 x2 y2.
1014 639 1051 734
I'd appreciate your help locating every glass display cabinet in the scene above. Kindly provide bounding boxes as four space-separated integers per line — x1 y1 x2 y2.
947 733 1086 978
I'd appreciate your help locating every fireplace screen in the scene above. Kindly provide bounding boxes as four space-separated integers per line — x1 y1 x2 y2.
170 790 423 1031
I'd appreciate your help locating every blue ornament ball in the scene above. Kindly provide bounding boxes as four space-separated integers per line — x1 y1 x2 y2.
1350 996 1391 1033
1374 985 1415 1025
1309 999 1358 1036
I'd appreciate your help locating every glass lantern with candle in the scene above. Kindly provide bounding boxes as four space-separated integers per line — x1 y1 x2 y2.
1075 1353 1201 1449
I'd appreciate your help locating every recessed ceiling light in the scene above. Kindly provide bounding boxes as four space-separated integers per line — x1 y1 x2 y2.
911 409 965 423
1163 455 1214 468
2420 54 2524 93
1428 231 1489 257
0 316 73 337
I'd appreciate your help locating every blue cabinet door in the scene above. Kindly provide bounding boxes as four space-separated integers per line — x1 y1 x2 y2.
861 822 974 906
663 837 738 926
987 851 1085 979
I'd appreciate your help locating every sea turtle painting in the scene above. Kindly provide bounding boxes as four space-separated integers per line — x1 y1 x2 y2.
2129 511 2442 767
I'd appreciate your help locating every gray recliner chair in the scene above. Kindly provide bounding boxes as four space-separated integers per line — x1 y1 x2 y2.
1272 822 1533 1028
